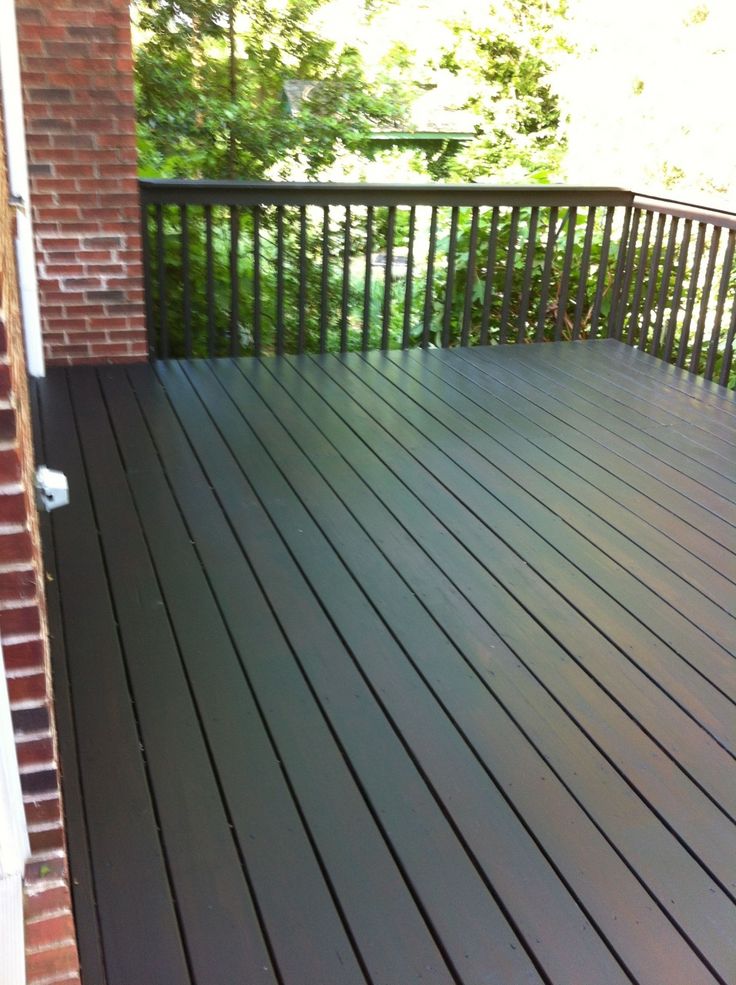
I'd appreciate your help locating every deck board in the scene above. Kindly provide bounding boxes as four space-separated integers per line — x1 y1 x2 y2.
37 372 191 985
35 340 736 985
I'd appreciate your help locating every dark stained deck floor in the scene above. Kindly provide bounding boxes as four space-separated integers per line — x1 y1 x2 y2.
34 339 736 985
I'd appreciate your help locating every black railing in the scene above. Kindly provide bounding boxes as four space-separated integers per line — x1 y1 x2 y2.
140 180 736 388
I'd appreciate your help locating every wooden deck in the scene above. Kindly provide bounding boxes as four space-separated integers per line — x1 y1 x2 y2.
34 339 736 985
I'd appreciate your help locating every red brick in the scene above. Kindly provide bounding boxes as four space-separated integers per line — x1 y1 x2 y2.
8 672 46 705
0 407 16 441
0 567 37 601
0 363 12 397
12 705 50 736
29 825 66 854
0 605 41 637
0 532 34 566
16 6 44 24
0 494 28 526
20 769 58 797
0 447 22 484
3 638 45 671
25 913 76 952
25 798 62 828
16 736 55 768
24 857 67 890
17 0 141 393
65 332 108 344
24 885 72 920
26 944 78 982
30 26 68 42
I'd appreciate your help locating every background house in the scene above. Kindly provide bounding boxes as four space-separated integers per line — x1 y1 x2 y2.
283 75 476 153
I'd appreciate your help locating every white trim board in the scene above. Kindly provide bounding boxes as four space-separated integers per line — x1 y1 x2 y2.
0 633 29 985
0 873 25 985
0 637 29 877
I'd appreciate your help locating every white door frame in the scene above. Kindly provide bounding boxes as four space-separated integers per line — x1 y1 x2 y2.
0 635 29 985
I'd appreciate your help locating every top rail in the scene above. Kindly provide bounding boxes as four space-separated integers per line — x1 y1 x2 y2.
632 194 736 233
140 180 635 209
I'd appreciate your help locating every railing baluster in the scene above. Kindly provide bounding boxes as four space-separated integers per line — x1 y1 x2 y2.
252 205 262 356
461 207 480 346
608 206 634 339
589 206 615 338
276 204 285 356
676 222 707 368
180 204 192 358
649 216 679 358
689 225 721 373
480 207 500 345
381 205 396 350
422 206 438 347
638 211 667 350
614 208 642 340
442 206 460 348
229 205 240 356
155 203 168 359
500 206 520 343
320 206 330 354
625 209 653 345
141 202 154 357
662 219 691 363
703 228 734 380
718 292 736 387
297 205 307 354
517 207 539 343
341 205 351 353
555 207 577 341
536 206 558 342
402 206 416 350
362 205 374 351
572 207 596 340
204 205 215 357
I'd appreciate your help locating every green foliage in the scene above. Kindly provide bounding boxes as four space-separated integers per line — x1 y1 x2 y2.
134 0 572 183
437 2 567 180
134 0 408 179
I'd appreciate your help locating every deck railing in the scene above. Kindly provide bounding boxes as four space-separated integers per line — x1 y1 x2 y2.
140 180 736 388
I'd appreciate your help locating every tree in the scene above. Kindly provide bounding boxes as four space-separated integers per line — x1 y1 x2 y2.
437 1 568 180
134 0 409 179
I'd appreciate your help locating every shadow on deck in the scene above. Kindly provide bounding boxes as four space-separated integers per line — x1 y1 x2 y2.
34 339 736 985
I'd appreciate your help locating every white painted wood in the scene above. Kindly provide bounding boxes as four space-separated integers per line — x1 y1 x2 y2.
0 0 45 377
0 874 25 985
0 637 29 877
0 634 29 985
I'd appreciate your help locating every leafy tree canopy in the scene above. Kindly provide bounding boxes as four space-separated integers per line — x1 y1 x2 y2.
134 0 409 178
435 1 568 180
134 0 569 182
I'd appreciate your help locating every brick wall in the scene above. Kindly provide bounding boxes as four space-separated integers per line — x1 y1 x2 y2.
16 0 147 365
0 109 79 982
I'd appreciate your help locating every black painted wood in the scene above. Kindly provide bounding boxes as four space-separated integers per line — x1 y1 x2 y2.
36 373 191 985
37 341 736 985
67 368 277 985
209 357 629 985
120 363 452 985
31 384 108 985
